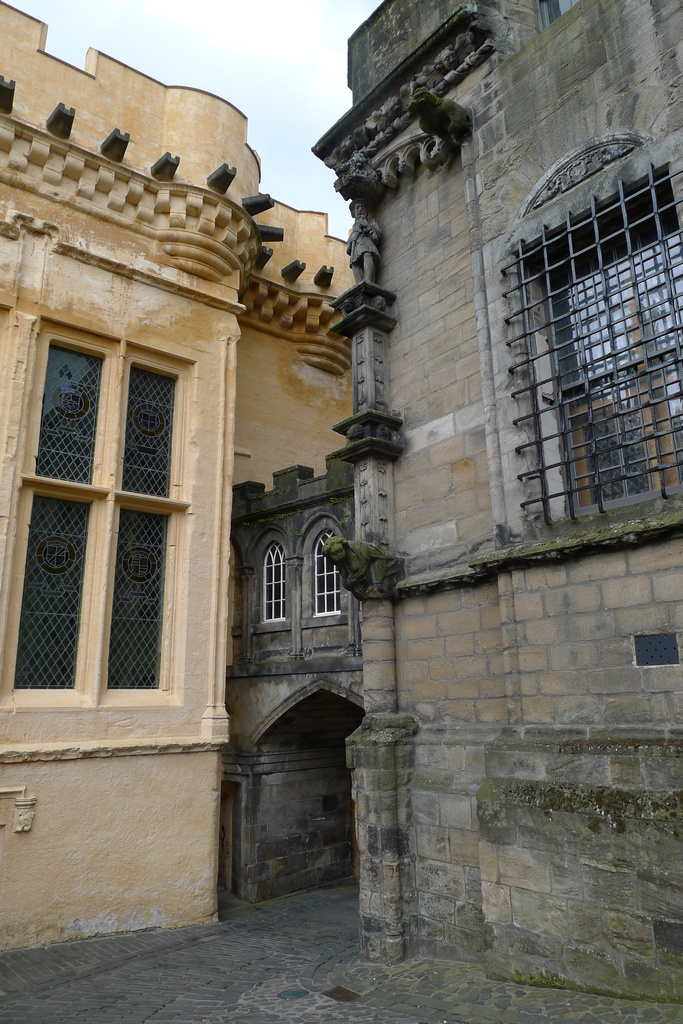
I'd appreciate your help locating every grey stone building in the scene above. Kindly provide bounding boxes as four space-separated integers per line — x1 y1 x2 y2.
313 0 683 1002
224 458 364 901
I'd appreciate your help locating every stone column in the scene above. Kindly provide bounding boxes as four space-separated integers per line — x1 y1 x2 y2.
238 566 254 663
347 593 362 656
328 279 416 964
287 554 304 659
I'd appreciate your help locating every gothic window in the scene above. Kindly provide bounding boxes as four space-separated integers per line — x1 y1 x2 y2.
314 531 341 615
506 166 683 522
264 542 286 621
540 0 581 28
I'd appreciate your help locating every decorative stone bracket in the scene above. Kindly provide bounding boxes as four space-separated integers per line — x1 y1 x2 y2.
322 535 404 599
240 274 351 374
0 786 37 832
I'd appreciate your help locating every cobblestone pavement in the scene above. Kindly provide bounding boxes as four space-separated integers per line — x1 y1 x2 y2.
1 886 682 1024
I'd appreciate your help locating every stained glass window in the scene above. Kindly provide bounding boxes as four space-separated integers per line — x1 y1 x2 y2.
315 532 341 615
35 346 102 483
108 510 168 689
121 368 175 497
15 496 89 688
264 542 286 621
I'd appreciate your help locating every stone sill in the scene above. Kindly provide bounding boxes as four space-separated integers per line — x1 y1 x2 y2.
0 737 226 762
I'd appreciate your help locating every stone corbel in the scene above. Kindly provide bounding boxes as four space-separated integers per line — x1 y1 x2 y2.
0 786 37 832
322 535 404 600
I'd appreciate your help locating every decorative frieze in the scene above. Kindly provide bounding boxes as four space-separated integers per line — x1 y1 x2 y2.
0 115 260 288
315 15 494 192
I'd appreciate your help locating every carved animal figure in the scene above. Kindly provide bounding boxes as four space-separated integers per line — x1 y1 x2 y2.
408 87 471 145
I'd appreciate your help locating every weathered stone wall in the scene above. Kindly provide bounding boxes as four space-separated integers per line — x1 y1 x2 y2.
380 167 494 574
479 732 683 1001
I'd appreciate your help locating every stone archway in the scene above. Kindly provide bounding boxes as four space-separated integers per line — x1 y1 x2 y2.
230 688 365 902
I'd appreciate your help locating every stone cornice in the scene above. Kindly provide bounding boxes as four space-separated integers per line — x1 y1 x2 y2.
240 273 351 374
314 15 494 191
0 738 226 762
0 114 260 290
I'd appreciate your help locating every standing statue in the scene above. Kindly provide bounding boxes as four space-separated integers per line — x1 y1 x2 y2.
347 200 381 284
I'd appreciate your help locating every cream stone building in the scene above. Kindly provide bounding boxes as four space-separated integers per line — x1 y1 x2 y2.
0 2 352 950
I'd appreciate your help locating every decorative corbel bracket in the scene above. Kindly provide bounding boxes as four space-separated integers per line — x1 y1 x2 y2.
0 786 37 832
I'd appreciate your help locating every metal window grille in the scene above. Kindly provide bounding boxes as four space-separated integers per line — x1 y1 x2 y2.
15 496 89 688
315 531 341 615
264 542 286 621
108 509 168 689
35 346 102 484
540 0 580 28
121 367 175 497
503 165 683 523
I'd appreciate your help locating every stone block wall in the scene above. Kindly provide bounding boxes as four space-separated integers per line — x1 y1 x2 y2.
479 731 683 1002
507 536 683 728
395 584 505 723
236 751 354 901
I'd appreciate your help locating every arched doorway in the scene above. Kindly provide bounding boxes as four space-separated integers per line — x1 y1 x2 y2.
226 688 365 902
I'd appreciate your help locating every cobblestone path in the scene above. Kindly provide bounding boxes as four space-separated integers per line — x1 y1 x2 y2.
0 886 682 1024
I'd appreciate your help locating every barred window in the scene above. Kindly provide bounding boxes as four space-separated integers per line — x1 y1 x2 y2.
505 166 683 522
314 532 341 616
540 0 580 28
264 542 286 621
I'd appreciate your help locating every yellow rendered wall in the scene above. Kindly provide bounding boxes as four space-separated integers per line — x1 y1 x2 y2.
0 751 220 950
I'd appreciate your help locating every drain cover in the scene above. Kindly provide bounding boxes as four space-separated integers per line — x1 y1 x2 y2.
277 989 308 1000
323 986 361 1002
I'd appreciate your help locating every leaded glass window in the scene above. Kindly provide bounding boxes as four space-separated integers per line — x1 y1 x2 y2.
15 496 89 688
315 532 341 615
108 510 168 689
264 542 285 621
121 368 175 497
35 346 102 483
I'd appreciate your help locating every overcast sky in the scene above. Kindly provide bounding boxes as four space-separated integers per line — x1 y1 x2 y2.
5 0 379 239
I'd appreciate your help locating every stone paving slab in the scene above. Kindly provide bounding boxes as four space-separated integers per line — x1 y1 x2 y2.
0 886 682 1024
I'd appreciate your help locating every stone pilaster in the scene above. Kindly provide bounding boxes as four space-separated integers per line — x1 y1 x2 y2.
347 713 417 963
238 566 255 663
287 554 304 658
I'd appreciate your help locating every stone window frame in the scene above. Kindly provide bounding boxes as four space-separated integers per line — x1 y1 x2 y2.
313 529 341 618
539 0 581 29
504 164 683 523
263 540 287 622
1 324 191 705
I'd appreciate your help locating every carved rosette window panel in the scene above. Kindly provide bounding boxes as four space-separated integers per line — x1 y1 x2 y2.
0 118 260 287
240 276 351 375
520 133 655 217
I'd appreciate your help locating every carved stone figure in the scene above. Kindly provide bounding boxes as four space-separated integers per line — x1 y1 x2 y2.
346 200 381 284
408 86 471 146
322 535 403 599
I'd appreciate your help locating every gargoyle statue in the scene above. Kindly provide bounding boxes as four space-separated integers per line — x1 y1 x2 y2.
322 535 404 600
408 86 471 146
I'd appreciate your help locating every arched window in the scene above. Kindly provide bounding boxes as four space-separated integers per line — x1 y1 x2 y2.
314 532 341 616
263 542 286 621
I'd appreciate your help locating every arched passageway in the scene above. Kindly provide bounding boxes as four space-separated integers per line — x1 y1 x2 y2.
224 688 365 902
